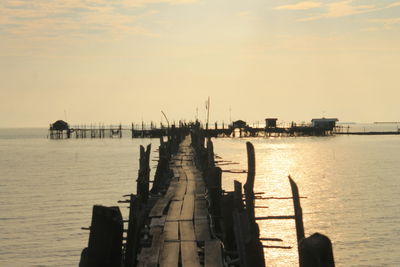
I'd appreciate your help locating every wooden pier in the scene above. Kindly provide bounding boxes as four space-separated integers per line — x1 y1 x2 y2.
49 119 338 140
78 125 335 267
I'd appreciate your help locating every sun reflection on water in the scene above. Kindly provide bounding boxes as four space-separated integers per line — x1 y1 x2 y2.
213 136 400 266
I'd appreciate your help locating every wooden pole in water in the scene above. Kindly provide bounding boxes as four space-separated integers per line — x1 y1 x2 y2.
299 233 335 267
289 176 305 265
244 142 256 234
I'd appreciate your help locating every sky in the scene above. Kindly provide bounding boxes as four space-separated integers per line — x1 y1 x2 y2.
1 0 399 127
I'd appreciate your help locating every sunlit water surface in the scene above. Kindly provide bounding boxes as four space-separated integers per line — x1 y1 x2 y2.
213 135 400 267
1 128 399 266
0 129 158 266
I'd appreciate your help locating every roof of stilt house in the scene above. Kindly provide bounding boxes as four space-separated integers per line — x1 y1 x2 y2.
51 120 69 130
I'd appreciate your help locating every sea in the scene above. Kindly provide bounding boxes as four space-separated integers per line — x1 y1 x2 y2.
0 124 399 266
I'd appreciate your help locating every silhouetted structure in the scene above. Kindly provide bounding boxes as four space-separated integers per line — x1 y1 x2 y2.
265 118 278 128
49 120 71 139
311 118 338 131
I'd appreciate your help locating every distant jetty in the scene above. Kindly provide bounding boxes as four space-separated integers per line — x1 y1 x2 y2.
49 118 400 140
48 118 339 139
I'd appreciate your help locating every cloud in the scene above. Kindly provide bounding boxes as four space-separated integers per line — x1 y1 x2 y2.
0 0 197 39
275 1 322 10
369 18 400 29
299 0 377 21
387 2 400 8
325 1 375 17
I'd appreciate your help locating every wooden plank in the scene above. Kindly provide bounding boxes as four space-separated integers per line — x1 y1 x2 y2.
180 241 201 267
166 200 183 221
159 242 180 267
178 168 187 181
195 181 205 195
180 194 194 221
179 221 196 241
149 194 173 217
172 180 187 201
150 216 166 228
163 221 179 241
165 181 178 196
183 167 196 181
137 228 164 266
171 167 180 179
205 240 223 267
194 218 211 242
195 199 208 220
186 180 196 195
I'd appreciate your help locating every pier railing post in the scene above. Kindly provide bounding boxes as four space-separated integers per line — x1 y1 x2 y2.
83 205 123 267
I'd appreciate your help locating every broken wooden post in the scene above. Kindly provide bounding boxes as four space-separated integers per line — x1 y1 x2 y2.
299 233 335 267
124 195 144 267
84 205 123 267
208 167 222 222
136 144 151 203
289 175 305 265
244 142 257 236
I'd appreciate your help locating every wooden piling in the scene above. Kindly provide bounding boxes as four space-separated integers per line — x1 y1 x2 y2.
83 205 123 267
299 233 335 267
289 175 305 265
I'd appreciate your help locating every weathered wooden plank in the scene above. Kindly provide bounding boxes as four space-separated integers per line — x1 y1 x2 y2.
163 221 179 241
159 242 180 267
178 168 187 181
150 216 166 228
183 167 196 181
172 180 187 201
195 182 205 195
205 240 223 267
194 218 211 242
195 199 208 220
180 194 194 221
149 196 172 217
180 241 201 267
166 200 183 221
137 228 164 266
179 221 196 241
165 181 178 197
186 180 196 195
171 167 180 179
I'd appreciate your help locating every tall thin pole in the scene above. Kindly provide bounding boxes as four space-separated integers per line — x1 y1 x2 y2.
161 111 170 139
229 105 232 123
206 97 210 131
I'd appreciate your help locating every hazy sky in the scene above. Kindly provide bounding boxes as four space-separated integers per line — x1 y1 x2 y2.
1 0 399 127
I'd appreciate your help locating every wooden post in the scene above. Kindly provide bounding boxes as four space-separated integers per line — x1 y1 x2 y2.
299 233 335 267
85 205 123 267
234 180 244 211
206 139 215 169
137 144 151 203
244 142 256 234
289 176 305 265
124 195 143 267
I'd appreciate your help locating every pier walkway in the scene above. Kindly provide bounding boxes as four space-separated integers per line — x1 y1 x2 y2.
137 136 222 267
80 129 335 267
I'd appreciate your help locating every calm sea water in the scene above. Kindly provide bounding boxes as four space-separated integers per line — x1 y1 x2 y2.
1 127 399 266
